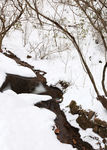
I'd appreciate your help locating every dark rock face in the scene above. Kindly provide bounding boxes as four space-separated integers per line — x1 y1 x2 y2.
0 73 63 99
69 100 107 139
0 73 38 93
40 85 63 99
76 115 94 130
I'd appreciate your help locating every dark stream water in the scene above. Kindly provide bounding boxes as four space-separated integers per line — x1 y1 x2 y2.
0 72 94 150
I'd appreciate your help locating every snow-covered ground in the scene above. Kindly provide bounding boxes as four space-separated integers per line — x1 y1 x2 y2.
0 53 36 77
0 22 106 149
0 90 73 150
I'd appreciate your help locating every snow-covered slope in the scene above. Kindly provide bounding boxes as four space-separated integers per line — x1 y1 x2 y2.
0 53 36 77
1 20 106 150
0 90 73 150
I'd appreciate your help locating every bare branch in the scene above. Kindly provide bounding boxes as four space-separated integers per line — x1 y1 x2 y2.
25 0 107 110
0 0 25 51
102 62 107 97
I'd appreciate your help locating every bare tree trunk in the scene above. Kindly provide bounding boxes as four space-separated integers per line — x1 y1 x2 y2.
0 36 3 52
102 62 107 97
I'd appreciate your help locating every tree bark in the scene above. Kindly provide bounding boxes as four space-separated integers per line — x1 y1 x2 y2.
102 62 107 97
0 36 3 52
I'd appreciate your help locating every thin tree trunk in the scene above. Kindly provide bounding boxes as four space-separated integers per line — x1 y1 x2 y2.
0 36 3 52
102 62 107 96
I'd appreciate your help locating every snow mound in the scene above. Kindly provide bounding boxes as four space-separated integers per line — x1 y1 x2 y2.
0 91 73 150
0 53 36 77
0 71 6 87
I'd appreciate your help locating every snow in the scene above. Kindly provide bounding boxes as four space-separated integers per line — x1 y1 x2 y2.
0 53 36 77
3 30 28 59
0 3 106 149
61 86 107 122
60 108 105 149
0 90 72 150
79 129 105 149
33 82 47 94
0 71 6 87
1 31 107 149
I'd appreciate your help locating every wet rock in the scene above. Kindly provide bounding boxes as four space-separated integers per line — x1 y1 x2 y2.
76 115 94 130
27 55 32 59
98 127 107 138
0 73 63 99
69 100 80 114
42 85 63 100
93 119 107 138
69 100 107 138
35 99 94 150
99 60 102 63
94 118 107 128
54 128 60 134
93 126 107 138
88 111 95 120
35 70 46 84
0 73 38 93
58 80 70 89
93 125 99 133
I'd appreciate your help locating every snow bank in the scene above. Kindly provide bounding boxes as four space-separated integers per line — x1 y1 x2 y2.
0 53 36 77
0 90 73 150
0 71 6 88
61 87 107 122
